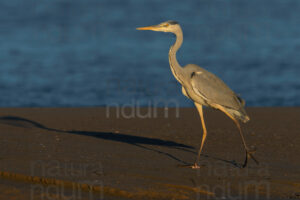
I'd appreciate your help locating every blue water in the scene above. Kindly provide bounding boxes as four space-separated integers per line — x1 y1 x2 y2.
0 0 299 107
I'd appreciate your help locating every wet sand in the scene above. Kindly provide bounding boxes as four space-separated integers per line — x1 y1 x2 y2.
0 107 299 199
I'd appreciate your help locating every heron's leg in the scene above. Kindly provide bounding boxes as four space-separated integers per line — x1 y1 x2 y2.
193 103 207 169
216 106 259 168
231 118 259 168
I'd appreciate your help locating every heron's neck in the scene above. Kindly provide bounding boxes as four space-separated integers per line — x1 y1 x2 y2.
169 28 184 84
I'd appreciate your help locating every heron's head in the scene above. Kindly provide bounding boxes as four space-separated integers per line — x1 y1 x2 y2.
136 20 180 33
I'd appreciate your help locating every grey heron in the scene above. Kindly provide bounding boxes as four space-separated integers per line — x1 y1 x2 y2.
137 20 258 169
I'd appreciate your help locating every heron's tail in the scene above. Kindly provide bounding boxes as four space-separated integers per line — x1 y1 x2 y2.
226 107 250 123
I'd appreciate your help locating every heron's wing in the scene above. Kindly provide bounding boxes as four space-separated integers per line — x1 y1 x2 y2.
190 69 242 110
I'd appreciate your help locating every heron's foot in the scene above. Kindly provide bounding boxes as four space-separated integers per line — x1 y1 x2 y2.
248 151 259 165
177 163 202 169
192 163 201 169
242 150 259 168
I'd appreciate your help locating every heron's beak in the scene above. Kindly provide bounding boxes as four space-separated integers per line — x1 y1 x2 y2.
136 25 160 31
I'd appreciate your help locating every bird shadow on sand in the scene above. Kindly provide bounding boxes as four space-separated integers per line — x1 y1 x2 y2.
0 116 241 167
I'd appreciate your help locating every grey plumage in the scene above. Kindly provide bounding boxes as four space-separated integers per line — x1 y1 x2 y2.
183 64 249 123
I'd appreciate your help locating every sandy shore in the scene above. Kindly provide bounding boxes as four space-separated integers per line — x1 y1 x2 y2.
0 107 299 199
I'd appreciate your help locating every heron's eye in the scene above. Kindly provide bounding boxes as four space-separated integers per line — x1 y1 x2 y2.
164 23 169 27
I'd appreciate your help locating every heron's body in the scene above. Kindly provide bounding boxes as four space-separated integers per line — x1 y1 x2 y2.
137 20 258 168
180 64 249 123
